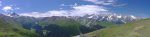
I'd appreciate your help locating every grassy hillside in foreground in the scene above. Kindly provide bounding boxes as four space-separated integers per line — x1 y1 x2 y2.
0 15 39 37
85 18 150 37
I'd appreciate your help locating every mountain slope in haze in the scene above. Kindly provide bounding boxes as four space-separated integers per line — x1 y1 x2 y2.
0 14 39 37
85 18 150 37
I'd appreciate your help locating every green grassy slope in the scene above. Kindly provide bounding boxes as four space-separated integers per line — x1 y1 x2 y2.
86 19 150 37
0 16 39 37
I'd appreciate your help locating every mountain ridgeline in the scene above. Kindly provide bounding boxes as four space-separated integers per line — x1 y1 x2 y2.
0 13 139 37
0 14 39 37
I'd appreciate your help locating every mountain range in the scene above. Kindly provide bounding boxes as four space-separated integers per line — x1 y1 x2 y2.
0 13 140 37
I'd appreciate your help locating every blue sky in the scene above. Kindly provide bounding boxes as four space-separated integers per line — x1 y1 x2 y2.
0 0 149 18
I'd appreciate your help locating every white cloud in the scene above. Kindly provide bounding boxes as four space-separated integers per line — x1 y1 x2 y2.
70 5 108 16
2 6 13 12
83 0 116 5
19 5 110 18
19 11 69 18
48 10 69 16
19 12 48 18
1 5 21 12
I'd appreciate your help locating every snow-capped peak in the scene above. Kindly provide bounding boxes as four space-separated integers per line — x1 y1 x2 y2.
117 15 122 18
3 12 19 17
130 15 136 19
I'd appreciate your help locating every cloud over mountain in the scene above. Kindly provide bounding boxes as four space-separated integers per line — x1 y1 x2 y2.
19 5 111 18
2 6 13 12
